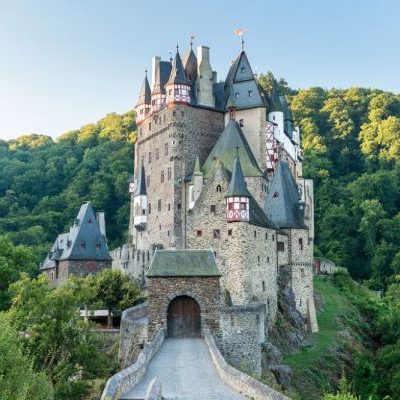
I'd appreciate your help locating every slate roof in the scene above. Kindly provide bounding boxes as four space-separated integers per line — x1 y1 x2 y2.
182 49 197 82
167 50 187 85
146 249 221 277
226 156 252 197
249 197 279 229
223 51 266 110
264 161 307 229
152 61 172 95
269 83 283 112
280 95 294 138
136 75 151 106
203 120 264 178
40 202 112 270
135 165 147 196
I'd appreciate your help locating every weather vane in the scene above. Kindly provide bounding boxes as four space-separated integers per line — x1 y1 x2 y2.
190 34 195 50
234 28 245 50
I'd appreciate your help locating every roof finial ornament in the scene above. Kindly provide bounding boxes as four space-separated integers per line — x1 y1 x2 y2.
190 34 195 50
176 42 179 53
234 28 245 51
236 146 240 158
169 50 173 62
145 69 147 77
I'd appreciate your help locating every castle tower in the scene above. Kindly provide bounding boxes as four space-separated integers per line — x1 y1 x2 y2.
135 72 151 124
165 48 191 105
226 154 251 222
133 165 148 231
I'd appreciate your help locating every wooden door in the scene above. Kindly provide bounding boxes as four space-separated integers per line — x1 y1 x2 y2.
167 296 201 337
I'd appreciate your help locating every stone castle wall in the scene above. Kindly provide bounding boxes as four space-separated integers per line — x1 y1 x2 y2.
219 304 265 374
131 104 224 276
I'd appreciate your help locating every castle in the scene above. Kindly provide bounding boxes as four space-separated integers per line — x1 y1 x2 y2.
110 40 318 373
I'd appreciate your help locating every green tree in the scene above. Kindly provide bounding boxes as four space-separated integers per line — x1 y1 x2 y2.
0 313 52 400
86 269 143 326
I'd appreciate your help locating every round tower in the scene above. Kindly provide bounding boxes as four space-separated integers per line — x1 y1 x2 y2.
165 47 191 105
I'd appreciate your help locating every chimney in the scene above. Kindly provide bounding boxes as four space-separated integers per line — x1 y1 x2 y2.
96 212 106 239
151 56 161 90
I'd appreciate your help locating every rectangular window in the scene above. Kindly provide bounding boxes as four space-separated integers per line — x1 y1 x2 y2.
148 203 151 214
213 229 220 239
235 92 239 98
146 175 150 187
228 203 234 210
148 123 151 130
165 143 169 156
262 281 266 291
177 203 181 211
299 238 304 250
210 205 216 213
158 199 162 212
239 119 244 127
167 167 172 180
228 229 232 236
156 149 159 160
277 241 285 252
161 170 164 183
168 203 171 211
248 90 253 97
196 230 202 237
148 152 152 164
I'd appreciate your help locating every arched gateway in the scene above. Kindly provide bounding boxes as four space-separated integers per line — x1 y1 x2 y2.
167 295 201 337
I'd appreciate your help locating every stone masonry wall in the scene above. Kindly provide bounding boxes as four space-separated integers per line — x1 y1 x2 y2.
146 276 220 340
186 167 279 328
220 304 265 374
131 104 224 277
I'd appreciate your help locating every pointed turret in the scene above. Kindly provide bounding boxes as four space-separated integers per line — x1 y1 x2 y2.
165 47 191 105
135 72 152 124
269 82 283 112
264 161 306 229
226 154 251 222
133 165 148 230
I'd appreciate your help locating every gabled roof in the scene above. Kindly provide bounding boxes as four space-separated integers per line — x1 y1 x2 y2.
223 51 266 110
167 50 187 85
203 120 263 178
226 156 252 197
152 61 172 95
136 74 151 106
135 165 147 196
147 250 221 277
264 161 307 229
40 202 112 269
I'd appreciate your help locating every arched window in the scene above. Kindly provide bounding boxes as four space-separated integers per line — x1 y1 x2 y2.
216 185 222 192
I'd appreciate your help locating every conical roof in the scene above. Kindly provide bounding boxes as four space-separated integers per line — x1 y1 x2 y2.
203 120 263 178
152 61 172 95
270 82 283 112
167 50 187 85
135 165 147 196
264 161 307 229
136 75 151 106
226 156 252 197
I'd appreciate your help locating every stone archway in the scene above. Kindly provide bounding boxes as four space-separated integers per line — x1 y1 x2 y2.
167 295 201 338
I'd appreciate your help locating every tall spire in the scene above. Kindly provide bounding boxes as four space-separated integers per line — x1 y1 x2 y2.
270 81 283 112
167 48 187 85
136 71 151 106
226 153 252 198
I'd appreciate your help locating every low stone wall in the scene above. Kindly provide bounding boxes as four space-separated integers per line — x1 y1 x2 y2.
314 257 348 275
101 328 165 400
219 304 265 374
144 378 162 400
119 302 148 368
204 329 291 400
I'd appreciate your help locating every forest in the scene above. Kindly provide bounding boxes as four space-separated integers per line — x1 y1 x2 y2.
0 76 400 399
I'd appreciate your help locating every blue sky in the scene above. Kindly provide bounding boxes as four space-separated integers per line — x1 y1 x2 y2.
0 0 399 140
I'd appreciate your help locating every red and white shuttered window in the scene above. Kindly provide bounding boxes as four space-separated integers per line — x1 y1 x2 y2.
166 84 191 104
226 197 250 222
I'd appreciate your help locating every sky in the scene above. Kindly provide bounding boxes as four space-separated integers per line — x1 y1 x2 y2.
0 0 399 140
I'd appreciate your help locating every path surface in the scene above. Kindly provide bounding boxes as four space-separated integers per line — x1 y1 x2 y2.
121 338 247 400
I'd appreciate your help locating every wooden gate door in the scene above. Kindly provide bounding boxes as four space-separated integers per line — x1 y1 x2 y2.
167 296 201 337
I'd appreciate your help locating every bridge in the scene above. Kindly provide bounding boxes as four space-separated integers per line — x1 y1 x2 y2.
120 338 246 400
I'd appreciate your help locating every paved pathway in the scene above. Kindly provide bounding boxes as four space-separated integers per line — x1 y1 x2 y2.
121 338 247 400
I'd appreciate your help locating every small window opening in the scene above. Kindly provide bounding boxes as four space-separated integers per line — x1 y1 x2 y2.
196 230 202 237
216 185 222 192
228 229 233 236
210 205 216 213
213 229 220 239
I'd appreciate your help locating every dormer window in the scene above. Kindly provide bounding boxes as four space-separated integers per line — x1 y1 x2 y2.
95 243 101 249
241 66 246 73
273 192 279 198
248 90 253 97
239 119 244 127
88 218 92 224
235 93 239 98
80 241 86 249
216 185 222 192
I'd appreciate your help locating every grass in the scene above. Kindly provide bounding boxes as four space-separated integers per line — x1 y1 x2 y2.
284 276 351 367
